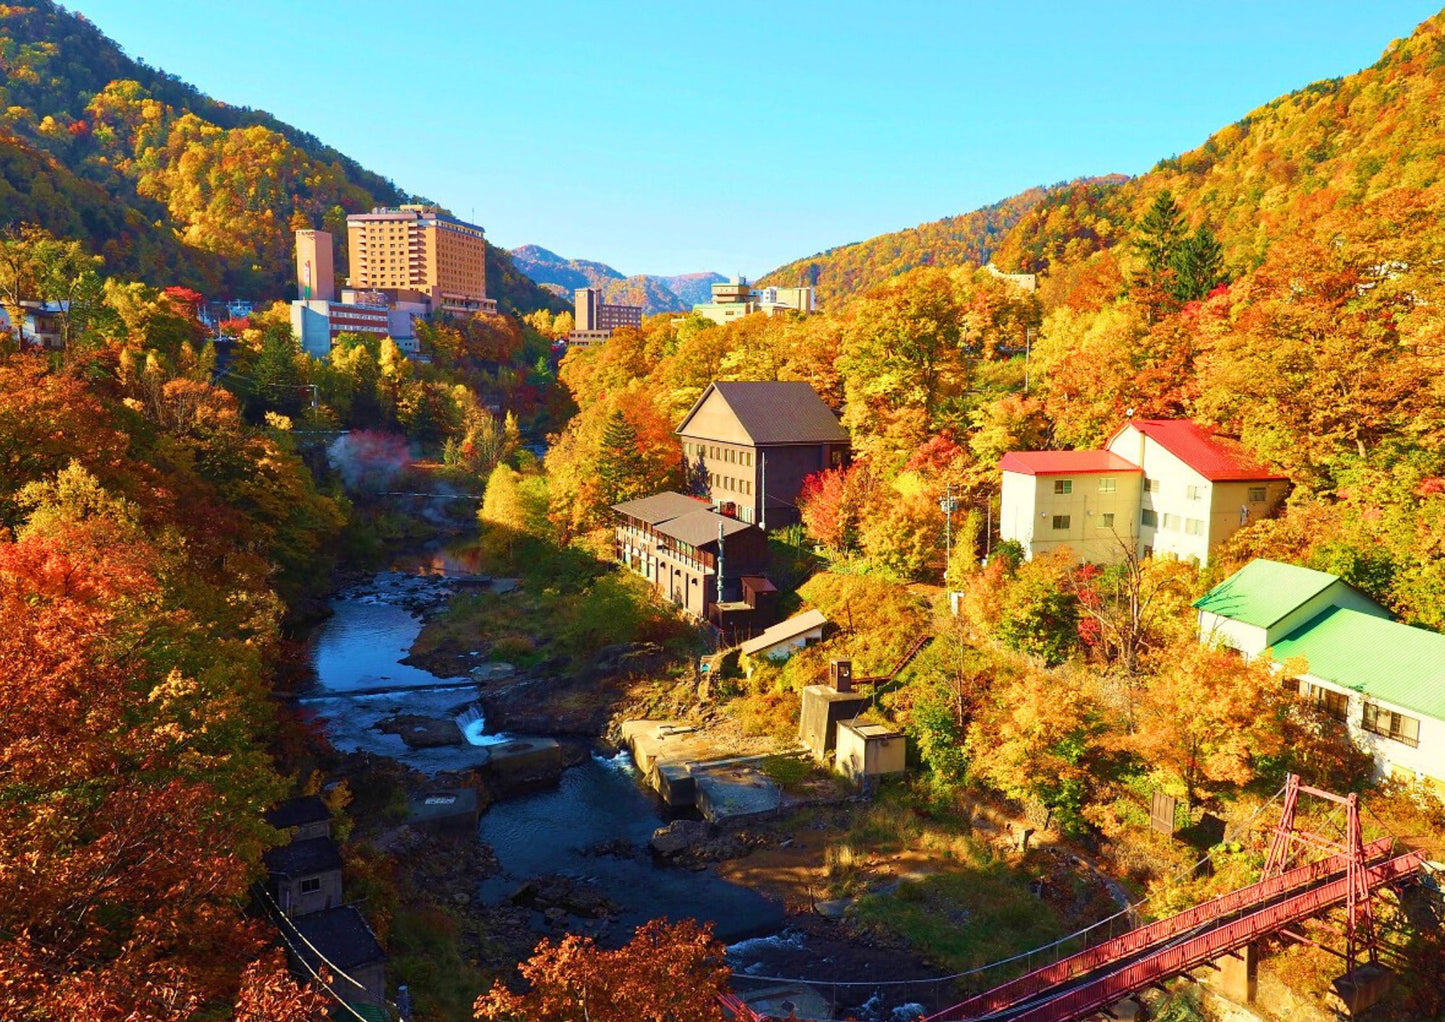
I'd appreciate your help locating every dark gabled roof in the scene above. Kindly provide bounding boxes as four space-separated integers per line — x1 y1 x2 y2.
677 381 849 445
612 491 709 525
291 905 387 971
264 836 342 877
265 796 330 830
654 509 757 548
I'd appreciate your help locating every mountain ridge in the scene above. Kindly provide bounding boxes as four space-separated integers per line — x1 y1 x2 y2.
509 244 724 315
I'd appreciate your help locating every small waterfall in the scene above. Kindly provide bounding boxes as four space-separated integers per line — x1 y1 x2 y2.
454 703 492 745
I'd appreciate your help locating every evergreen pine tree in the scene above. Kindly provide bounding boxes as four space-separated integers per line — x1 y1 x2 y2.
1132 190 1186 272
1168 226 1226 302
686 451 710 498
596 409 646 504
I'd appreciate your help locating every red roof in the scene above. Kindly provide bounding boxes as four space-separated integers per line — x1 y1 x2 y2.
1112 419 1287 482
999 451 1141 476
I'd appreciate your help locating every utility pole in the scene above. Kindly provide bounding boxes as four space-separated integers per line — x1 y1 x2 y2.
939 483 959 589
1024 327 1034 395
759 453 767 532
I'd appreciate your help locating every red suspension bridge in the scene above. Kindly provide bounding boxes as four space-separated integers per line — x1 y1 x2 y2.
722 775 1433 1022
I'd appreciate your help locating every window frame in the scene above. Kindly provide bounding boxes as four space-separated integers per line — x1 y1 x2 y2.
1053 479 1073 495
1051 514 1071 531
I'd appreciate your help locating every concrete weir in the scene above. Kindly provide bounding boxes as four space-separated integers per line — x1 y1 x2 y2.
620 720 783 823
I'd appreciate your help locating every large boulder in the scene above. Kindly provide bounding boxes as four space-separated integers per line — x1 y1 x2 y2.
650 818 712 858
374 714 465 748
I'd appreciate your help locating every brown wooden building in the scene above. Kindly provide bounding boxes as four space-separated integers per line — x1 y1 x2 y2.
676 381 849 528
613 491 769 620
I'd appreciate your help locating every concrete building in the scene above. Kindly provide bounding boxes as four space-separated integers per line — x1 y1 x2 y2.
836 722 907 785
290 298 390 357
0 300 68 349
264 796 333 843
346 205 496 316
1197 559 1445 796
568 286 643 348
691 277 816 325
800 660 868 761
295 229 335 301
999 451 1144 563
999 419 1289 565
612 491 770 620
676 380 850 528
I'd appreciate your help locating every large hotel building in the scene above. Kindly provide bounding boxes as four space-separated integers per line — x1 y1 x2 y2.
568 286 644 347
346 205 497 315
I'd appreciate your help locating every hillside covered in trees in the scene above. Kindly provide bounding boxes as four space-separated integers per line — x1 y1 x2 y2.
0 1 558 312
756 177 1126 307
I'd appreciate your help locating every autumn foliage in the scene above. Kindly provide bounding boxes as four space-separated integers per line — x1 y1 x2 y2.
473 919 731 1022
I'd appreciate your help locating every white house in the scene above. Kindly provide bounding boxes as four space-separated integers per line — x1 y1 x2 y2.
740 608 828 666
1196 559 1445 796
999 419 1290 565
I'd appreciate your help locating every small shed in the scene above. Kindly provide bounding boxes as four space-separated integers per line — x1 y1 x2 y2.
740 609 828 669
264 836 343 917
265 796 332 842
799 684 868 760
289 905 387 1008
835 722 906 783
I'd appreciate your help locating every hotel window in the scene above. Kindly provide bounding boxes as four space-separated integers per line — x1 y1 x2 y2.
1098 513 1115 528
1161 513 1180 531
1053 479 1073 495
1186 484 1203 500
1185 518 1204 536
1051 514 1071 531
1141 509 1158 527
1309 685 1349 721
1363 703 1420 748
1248 486 1267 502
1145 478 1160 494
1098 478 1116 494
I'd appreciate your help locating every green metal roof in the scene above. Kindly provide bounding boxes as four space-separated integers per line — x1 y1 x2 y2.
1271 606 1445 720
1193 559 1342 628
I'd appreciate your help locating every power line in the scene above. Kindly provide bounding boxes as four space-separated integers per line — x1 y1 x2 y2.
253 882 380 1022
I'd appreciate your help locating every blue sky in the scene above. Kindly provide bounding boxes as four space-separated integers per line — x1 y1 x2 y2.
75 1 1443 277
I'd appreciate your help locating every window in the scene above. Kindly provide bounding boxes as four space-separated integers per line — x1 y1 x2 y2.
1098 478 1116 494
1161 513 1180 531
300 877 322 894
1186 484 1203 500
1145 478 1161 494
1098 513 1115 528
1185 518 1204 536
1363 703 1420 748
1141 509 1158 527
1051 514 1071 531
1053 479 1073 495
746 452 753 466
1248 486 1267 502
1281 677 1301 695
1309 685 1349 721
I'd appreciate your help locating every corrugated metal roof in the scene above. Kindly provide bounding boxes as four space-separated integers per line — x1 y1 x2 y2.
1271 606 1445 720
999 450 1141 476
1193 559 1342 628
677 381 849 445
612 491 708 525
740 609 829 655
654 509 756 548
291 905 387 970
1113 419 1288 481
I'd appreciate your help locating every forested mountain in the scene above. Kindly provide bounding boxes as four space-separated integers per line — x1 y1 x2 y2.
756 178 1126 307
0 1 557 311
510 244 724 314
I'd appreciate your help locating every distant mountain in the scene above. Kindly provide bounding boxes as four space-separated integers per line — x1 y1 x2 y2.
0 1 560 314
758 176 1128 307
510 245 723 315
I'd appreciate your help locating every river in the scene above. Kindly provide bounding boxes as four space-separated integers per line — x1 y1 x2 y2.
301 550 785 942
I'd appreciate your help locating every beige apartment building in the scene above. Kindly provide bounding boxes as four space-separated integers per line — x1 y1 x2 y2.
295 229 335 301
1000 419 1289 565
691 277 817 325
568 286 643 347
346 205 496 315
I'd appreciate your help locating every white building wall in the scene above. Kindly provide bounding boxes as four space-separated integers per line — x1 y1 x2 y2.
1198 582 1391 658
1293 676 1445 793
1000 470 1142 562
